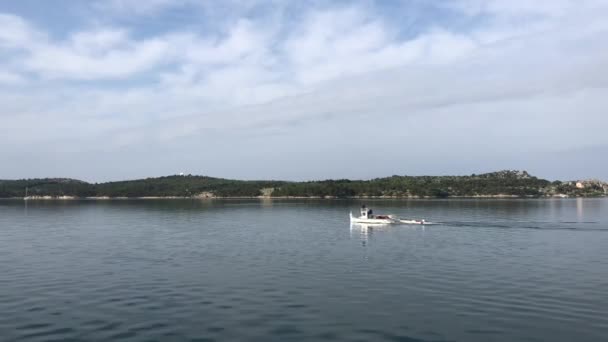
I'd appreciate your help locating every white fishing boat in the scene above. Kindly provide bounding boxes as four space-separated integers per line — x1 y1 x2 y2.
349 205 430 225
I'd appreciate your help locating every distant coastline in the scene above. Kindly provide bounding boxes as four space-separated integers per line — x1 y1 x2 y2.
9 195 539 200
12 194 578 200
3 170 607 199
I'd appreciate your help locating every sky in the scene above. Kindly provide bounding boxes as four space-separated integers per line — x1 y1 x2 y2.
1 0 607 182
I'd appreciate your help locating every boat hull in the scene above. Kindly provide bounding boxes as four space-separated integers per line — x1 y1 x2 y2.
350 217 395 224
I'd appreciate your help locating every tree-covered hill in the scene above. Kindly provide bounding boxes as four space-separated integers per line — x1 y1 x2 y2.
0 171 606 198
271 170 553 197
94 175 285 197
0 178 92 198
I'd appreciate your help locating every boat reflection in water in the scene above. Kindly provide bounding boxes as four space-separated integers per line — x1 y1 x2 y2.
349 222 391 247
350 220 427 247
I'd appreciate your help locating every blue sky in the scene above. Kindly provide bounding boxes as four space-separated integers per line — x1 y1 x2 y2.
1 0 607 182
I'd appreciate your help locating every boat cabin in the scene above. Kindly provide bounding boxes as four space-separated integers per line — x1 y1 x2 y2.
360 205 373 219
360 205 392 220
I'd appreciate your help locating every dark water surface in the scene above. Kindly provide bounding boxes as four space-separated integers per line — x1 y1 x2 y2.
1 198 607 342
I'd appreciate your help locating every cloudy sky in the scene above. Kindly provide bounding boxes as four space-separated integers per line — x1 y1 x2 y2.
1 0 607 182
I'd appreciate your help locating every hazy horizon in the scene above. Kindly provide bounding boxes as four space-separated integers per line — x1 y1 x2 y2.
1 1 607 182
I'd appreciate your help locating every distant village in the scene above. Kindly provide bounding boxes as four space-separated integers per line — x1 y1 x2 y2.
551 179 608 198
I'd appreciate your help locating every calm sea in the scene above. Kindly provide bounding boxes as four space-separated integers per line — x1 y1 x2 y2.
1 199 607 342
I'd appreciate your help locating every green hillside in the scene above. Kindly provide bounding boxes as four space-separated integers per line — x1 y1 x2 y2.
1 171 605 198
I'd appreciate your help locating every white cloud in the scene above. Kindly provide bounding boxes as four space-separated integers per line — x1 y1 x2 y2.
24 35 169 80
0 13 42 49
69 29 130 53
0 71 26 85
0 15 169 80
445 0 579 17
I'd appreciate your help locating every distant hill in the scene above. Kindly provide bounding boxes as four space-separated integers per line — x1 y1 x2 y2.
0 178 91 198
0 171 606 199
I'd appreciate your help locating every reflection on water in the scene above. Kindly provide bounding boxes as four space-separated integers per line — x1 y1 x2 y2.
350 222 383 246
350 222 424 247
350 221 429 247
0 198 607 342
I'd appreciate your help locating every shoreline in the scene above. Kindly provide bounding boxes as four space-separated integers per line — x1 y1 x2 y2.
6 195 605 201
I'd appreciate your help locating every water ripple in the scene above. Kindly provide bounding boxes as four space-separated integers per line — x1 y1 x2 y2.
1 199 607 341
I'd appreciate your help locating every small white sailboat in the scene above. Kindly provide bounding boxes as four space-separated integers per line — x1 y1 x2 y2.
350 205 430 225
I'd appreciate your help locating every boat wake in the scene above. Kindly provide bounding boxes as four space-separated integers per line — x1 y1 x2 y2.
436 221 605 231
